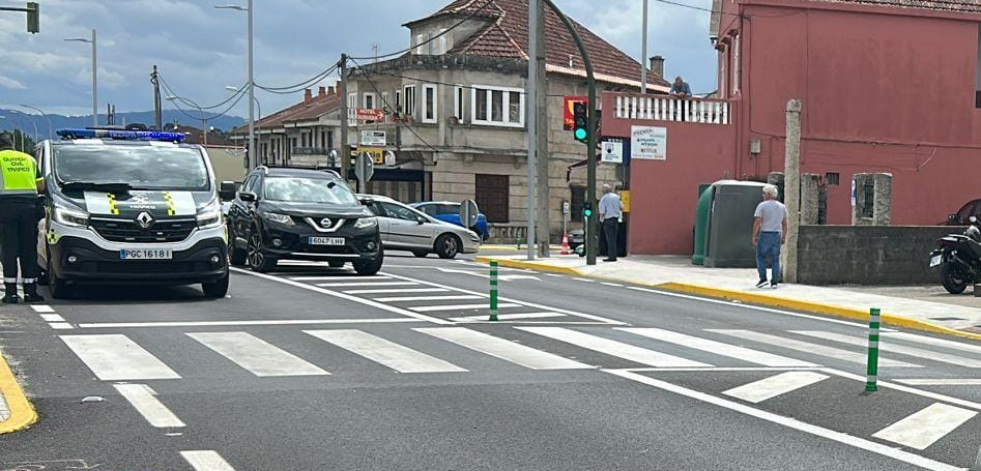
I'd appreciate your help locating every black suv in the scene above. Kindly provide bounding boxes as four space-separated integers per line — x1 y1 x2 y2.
226 167 383 275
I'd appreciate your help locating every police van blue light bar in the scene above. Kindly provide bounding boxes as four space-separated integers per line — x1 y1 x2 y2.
56 128 186 142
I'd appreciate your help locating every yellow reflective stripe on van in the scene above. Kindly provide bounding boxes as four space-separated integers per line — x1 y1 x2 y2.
107 193 119 215
163 191 176 216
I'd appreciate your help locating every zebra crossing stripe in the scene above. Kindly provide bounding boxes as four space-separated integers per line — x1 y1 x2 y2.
187 332 329 377
416 327 593 370
708 329 920 368
517 327 711 368
619 328 817 367
872 403 977 450
60 334 181 381
306 329 467 373
181 451 237 471
114 384 185 428
793 331 981 367
723 371 829 404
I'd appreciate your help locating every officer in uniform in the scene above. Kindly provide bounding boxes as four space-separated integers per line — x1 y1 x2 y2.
0 133 45 303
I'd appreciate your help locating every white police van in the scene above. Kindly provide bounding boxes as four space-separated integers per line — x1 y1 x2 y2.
37 128 236 299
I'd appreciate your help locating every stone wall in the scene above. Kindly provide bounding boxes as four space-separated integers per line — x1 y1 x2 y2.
796 225 957 285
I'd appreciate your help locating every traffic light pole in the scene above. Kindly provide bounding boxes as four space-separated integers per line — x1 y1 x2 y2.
543 0 598 265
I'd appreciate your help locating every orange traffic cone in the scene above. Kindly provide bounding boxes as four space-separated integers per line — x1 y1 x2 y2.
560 232 571 255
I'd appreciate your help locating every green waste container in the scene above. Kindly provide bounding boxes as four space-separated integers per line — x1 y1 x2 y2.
692 184 713 265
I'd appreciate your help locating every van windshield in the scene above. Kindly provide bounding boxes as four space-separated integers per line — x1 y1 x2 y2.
53 145 210 191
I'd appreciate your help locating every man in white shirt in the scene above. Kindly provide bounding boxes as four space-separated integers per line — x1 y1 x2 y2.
599 184 624 262
752 184 788 288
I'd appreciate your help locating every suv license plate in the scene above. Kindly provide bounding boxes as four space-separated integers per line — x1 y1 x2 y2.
309 237 345 246
930 254 943 268
120 249 173 260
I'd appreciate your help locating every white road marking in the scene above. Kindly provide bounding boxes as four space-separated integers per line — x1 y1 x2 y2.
114 384 185 428
573 277 595 283
605 369 962 471
884 332 981 356
825 367 981 412
231 268 452 325
722 371 829 404
625 286 892 330
60 334 181 381
79 318 421 329
601 282 624 287
290 276 391 281
381 272 627 325
450 312 567 322
316 281 417 288
872 403 977 450
708 329 921 368
416 327 593 370
895 379 981 386
545 273 563 278
343 288 450 295
517 327 711 368
187 332 329 377
49 322 74 330
793 331 981 367
31 305 55 313
410 303 520 312
373 295 483 302
306 329 467 373
40 314 65 322
620 328 817 367
181 450 237 471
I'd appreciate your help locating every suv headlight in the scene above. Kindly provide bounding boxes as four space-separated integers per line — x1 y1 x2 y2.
53 204 89 229
262 212 294 226
354 217 378 229
196 203 223 230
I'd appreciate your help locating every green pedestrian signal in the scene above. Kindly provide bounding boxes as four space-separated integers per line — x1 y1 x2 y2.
583 201 593 218
573 101 588 143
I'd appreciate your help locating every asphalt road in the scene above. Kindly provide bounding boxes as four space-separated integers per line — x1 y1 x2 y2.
3 250 981 470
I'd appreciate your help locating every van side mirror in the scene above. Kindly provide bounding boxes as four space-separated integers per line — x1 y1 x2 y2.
239 192 257 203
949 213 957 222
219 181 237 201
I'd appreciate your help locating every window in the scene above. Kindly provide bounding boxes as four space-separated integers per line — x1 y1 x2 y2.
825 172 840 186
301 134 307 147
381 92 389 112
395 90 402 114
415 33 424 55
291 137 297 150
422 84 437 123
364 93 377 110
380 202 423 222
453 86 465 119
427 32 435 55
403 85 416 118
475 174 510 223
436 28 447 55
326 130 333 149
570 186 586 222
471 86 524 126
732 33 741 94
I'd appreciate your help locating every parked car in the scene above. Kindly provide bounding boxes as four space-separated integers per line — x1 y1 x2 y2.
411 201 490 240
567 229 585 250
944 199 981 226
363 195 482 259
226 167 384 275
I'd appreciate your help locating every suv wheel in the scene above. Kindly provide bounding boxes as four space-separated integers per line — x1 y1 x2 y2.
247 230 277 273
47 254 72 300
353 251 384 276
228 226 247 266
203 268 230 298
435 234 461 259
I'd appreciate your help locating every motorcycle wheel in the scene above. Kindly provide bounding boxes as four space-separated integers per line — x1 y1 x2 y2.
941 264 969 294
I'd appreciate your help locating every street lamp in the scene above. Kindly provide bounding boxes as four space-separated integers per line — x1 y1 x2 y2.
225 85 262 162
64 29 98 128
13 110 39 143
19 104 52 140
166 95 209 145
215 1 255 171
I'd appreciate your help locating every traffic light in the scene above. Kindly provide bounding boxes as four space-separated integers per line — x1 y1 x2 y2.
582 201 593 219
573 101 588 143
26 2 39 34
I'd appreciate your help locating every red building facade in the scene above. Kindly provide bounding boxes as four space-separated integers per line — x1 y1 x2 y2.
604 0 981 255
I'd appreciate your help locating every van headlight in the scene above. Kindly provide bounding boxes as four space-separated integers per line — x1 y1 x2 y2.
196 203 223 230
53 204 89 229
354 217 378 229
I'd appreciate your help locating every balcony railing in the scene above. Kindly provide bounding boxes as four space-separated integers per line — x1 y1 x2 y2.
614 95 730 125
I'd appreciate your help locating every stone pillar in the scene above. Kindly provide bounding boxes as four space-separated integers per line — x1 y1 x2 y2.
782 99 802 283
873 173 892 226
800 174 821 225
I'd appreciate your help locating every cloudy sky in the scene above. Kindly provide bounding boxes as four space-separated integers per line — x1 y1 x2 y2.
0 0 717 122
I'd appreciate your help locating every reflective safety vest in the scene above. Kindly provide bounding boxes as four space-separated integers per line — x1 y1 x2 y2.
0 150 40 197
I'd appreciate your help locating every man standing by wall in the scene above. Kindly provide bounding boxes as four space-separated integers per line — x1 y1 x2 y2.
0 133 45 303
599 183 624 262
752 184 788 288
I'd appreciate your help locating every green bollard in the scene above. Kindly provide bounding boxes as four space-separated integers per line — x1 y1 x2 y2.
865 307 880 392
489 260 499 322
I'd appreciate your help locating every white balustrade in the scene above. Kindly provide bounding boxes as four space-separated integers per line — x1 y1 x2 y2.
613 94 730 125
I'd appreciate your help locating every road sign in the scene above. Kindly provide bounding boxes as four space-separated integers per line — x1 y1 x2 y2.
352 109 386 122
355 153 375 185
562 201 570 214
358 147 385 164
601 140 623 164
460 199 479 229
360 130 386 146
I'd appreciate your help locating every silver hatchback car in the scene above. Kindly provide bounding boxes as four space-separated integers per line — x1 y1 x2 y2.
359 194 482 259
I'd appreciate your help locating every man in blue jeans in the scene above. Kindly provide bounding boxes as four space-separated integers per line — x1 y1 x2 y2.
752 184 788 288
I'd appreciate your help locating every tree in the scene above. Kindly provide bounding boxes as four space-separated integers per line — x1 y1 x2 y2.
2 129 37 153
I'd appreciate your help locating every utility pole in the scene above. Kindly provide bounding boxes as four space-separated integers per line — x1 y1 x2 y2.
152 65 162 130
533 0 550 258
339 54 350 181
526 0 541 261
91 29 97 127
783 99 803 283
641 0 649 93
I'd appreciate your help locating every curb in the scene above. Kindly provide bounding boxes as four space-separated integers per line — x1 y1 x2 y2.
474 256 981 343
0 349 37 434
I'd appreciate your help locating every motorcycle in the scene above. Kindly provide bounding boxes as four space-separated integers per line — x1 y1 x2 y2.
930 216 981 294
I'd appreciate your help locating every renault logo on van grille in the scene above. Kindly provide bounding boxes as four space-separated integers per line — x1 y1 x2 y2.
136 211 155 229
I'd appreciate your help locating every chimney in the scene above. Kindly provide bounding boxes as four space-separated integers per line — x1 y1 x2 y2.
318 86 327 98
304 88 313 104
649 56 665 79
328 86 335 96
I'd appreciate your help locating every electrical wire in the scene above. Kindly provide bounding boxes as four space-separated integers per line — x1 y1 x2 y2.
347 0 497 61
349 58 441 154
159 76 249 122
255 63 340 93
158 73 249 112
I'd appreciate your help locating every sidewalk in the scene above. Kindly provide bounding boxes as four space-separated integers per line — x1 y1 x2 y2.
474 253 981 341
0 314 37 434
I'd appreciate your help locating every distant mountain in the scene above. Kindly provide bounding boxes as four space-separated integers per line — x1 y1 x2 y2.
0 110 246 136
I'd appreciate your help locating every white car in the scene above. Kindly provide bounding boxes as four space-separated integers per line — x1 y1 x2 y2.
359 194 481 259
